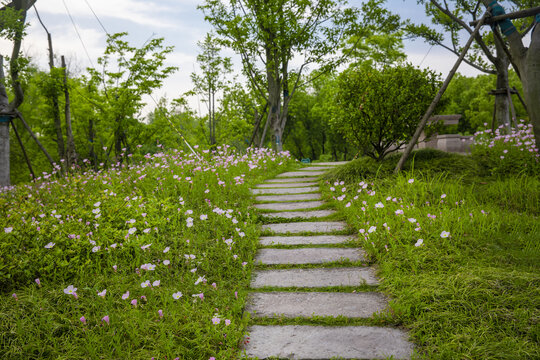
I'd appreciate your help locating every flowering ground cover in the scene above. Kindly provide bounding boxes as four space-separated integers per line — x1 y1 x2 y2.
322 143 540 358
0 146 296 359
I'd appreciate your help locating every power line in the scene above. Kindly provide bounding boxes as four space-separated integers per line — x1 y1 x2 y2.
83 0 109 36
419 45 434 67
62 0 95 69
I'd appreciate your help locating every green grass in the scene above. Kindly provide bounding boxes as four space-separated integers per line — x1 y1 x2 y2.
322 149 540 359
0 148 297 360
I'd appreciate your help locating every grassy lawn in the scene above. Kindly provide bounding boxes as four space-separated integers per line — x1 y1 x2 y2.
0 147 297 360
322 149 540 359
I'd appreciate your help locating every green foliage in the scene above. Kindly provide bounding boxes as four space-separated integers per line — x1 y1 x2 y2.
322 155 540 359
0 148 295 359
471 120 540 176
0 6 27 41
331 63 441 161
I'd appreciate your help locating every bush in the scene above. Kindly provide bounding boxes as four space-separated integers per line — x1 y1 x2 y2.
331 63 441 161
471 120 540 176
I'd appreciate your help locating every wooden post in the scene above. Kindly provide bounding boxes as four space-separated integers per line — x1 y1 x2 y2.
61 55 77 167
394 11 490 173
0 116 9 187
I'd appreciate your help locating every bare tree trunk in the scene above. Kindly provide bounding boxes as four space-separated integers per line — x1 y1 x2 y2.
493 40 511 130
0 119 9 187
61 55 77 167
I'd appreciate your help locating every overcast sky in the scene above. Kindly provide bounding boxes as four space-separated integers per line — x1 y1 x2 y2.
0 0 501 117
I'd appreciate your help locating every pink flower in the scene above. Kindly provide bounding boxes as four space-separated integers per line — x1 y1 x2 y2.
113 265 117 272
12 293 18 301
211 316 221 325
131 299 137 307
122 291 130 300
158 309 163 318
80 316 86 324
225 319 231 326
35 278 41 287
234 291 238 299
102 315 109 325
97 289 107 297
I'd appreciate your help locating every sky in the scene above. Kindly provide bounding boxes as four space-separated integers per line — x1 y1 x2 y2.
0 0 502 117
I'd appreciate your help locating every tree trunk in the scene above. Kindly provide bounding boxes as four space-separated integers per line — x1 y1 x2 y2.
0 120 9 187
493 40 511 130
61 56 77 167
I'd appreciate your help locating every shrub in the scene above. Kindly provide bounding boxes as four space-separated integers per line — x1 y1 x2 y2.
471 120 540 176
331 63 441 161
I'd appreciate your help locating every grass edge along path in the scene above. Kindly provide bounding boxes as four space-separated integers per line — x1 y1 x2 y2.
0 147 299 360
321 151 540 360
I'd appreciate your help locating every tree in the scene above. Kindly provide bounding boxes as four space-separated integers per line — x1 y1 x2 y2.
200 0 370 151
408 0 535 129
0 0 39 187
479 1 540 150
87 33 177 162
331 63 441 161
188 32 232 146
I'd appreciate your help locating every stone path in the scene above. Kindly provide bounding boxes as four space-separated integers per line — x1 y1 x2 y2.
244 162 413 359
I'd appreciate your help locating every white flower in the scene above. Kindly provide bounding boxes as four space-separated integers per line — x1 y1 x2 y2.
408 179 414 184
141 243 152 250
4 227 13 233
92 246 100 253
368 226 376 233
152 280 160 287
200 214 208 220
172 291 183 299
441 194 447 199
407 218 417 223
63 285 77 295
194 276 206 285
414 239 424 247
163 247 170 253
395 209 404 215
163 260 170 266
45 242 55 249
440 231 450 238
141 280 151 288
375 202 384 209
94 201 101 207
128 227 137 235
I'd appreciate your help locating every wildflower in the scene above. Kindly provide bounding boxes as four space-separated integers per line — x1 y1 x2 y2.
415 239 424 247
395 209 404 215
192 292 204 300
97 289 107 297
163 260 170 266
131 299 137 307
35 278 41 287
102 315 109 325
128 227 137 235
200 214 208 220
211 282 217 288
408 179 414 184
80 316 86 324
141 280 151 288
44 242 55 249
440 231 450 238
375 202 384 209
225 319 231 326
359 229 365 234
368 226 376 233
4 227 13 233
407 218 417 223
94 201 101 207
12 293 18 301
113 265 118 272
122 291 130 300
141 243 152 250
195 276 206 285
158 309 163 318
143 228 151 233
212 315 221 325
64 285 77 296
441 194 447 199
92 246 100 253
163 247 170 253
152 280 160 287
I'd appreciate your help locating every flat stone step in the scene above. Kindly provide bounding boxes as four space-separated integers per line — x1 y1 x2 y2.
315 161 350 166
260 210 336 219
254 201 325 211
251 187 319 195
277 171 326 177
255 193 321 202
245 325 412 359
255 248 364 265
251 267 379 288
259 235 354 246
265 177 319 183
300 166 334 171
256 182 318 188
246 292 388 318
262 221 347 234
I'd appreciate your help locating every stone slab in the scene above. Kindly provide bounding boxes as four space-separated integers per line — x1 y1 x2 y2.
246 292 388 318
300 166 334 171
244 325 412 359
265 177 319 183
256 182 318 188
253 201 325 211
255 248 364 265
260 210 336 219
315 161 350 166
277 171 326 177
262 221 347 234
251 187 319 195
259 235 354 246
251 267 379 288
255 193 321 202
